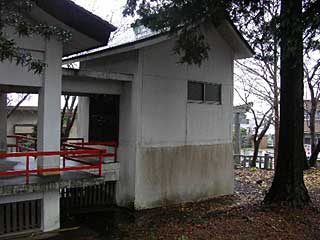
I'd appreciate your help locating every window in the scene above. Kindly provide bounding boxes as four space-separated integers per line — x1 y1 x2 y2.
205 83 221 104
187 82 204 101
187 81 222 104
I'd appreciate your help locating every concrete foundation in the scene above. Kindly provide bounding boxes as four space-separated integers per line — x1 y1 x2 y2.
42 190 60 232
0 190 60 233
135 143 234 209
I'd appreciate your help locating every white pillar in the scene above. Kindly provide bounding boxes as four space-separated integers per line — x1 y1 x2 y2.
37 39 62 171
77 96 90 141
42 190 60 232
36 39 62 232
0 92 7 152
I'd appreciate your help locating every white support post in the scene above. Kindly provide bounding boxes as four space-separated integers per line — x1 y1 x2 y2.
37 39 62 172
77 96 90 141
42 190 60 232
37 39 62 233
0 92 7 153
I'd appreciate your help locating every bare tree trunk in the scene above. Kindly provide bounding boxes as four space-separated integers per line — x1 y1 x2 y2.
304 151 310 170
64 105 78 139
273 48 280 163
274 84 280 163
310 100 317 152
7 94 30 119
309 139 320 167
264 0 310 206
61 96 78 139
61 95 70 138
251 139 261 168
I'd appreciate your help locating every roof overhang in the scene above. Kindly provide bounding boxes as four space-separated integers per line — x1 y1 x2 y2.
63 19 253 64
31 0 116 56
216 19 254 59
63 33 170 64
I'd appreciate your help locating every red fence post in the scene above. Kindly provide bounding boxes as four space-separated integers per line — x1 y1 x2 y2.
114 143 118 162
99 151 103 176
16 136 20 152
26 155 30 184
63 155 66 168
15 136 18 152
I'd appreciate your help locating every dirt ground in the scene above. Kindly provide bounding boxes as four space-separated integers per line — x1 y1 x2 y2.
117 168 320 240
31 168 320 240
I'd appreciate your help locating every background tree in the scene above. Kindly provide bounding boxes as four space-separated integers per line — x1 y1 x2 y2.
234 0 281 162
304 55 320 167
235 70 273 167
264 0 310 205
6 93 30 119
61 95 78 140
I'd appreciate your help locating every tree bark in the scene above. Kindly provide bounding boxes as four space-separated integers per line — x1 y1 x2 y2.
6 94 30 119
251 139 261 168
264 0 310 206
309 141 320 167
273 46 280 163
309 99 317 152
61 95 70 138
64 105 78 139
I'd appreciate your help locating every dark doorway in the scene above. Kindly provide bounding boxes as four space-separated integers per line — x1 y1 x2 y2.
89 95 120 142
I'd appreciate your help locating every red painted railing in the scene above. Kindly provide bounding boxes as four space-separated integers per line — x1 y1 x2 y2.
61 137 85 145
0 149 105 184
7 136 118 163
62 141 118 162
7 135 37 152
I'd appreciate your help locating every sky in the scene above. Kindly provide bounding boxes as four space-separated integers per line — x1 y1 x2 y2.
73 0 136 46
72 0 127 25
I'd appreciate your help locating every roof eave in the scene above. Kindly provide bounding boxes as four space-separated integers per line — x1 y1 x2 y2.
217 19 254 59
34 0 116 44
64 18 254 63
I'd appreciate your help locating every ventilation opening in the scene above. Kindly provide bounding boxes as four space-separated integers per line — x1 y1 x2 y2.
0 199 41 235
60 181 116 215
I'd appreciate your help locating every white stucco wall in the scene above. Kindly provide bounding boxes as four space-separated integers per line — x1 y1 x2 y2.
135 24 235 208
140 26 233 147
80 50 140 207
62 77 123 95
81 51 139 75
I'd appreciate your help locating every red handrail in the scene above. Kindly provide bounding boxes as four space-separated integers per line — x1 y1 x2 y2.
7 135 37 152
63 141 118 162
0 149 105 184
61 137 85 145
73 141 118 147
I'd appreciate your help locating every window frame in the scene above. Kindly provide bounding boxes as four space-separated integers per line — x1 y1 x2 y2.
204 82 222 104
187 81 205 103
187 81 222 105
